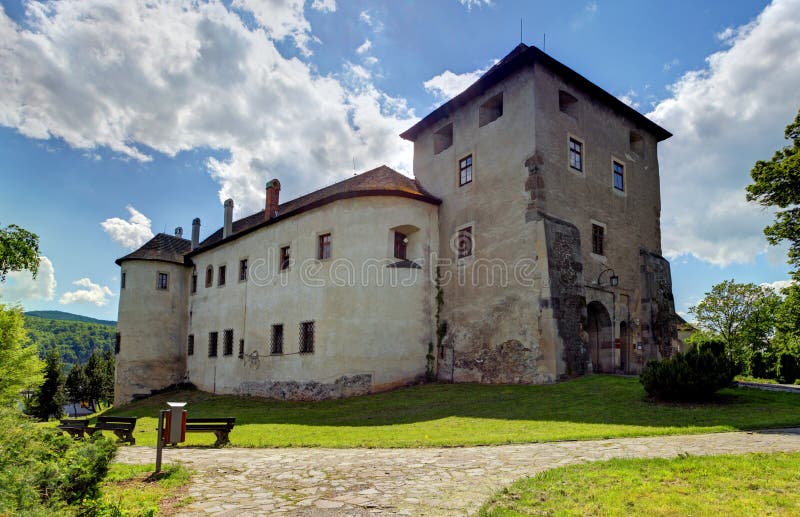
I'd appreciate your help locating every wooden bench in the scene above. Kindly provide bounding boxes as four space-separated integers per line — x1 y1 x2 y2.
88 416 137 445
185 417 236 447
57 419 91 439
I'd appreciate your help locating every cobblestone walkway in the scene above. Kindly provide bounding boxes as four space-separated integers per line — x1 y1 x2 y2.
116 428 800 516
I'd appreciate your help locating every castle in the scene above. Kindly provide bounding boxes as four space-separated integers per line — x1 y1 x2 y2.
114 44 678 405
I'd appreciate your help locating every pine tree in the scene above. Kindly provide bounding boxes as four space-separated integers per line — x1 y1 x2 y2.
30 348 65 421
64 363 86 417
100 348 115 406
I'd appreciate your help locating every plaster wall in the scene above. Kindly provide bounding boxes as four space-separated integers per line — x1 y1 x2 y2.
186 195 439 399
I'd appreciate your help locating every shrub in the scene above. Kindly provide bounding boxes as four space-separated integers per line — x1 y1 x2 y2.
777 353 800 384
640 341 737 401
0 406 117 514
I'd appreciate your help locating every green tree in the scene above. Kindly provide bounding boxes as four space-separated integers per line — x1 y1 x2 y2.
746 109 800 280
64 363 86 416
29 348 65 421
689 280 778 370
0 223 40 282
100 348 115 406
0 304 43 405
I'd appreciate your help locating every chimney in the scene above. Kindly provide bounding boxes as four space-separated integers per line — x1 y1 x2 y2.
191 218 201 250
265 179 281 220
174 227 183 239
223 198 234 239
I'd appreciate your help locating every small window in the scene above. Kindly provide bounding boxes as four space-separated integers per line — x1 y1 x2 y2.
208 331 218 357
630 131 644 155
394 231 408 260
613 161 625 192
218 265 226 286
191 273 197 294
559 90 578 117
457 226 473 259
459 155 473 186
433 123 453 154
318 233 331 260
569 137 583 172
114 333 121 355
479 92 503 127
239 259 248 282
157 272 169 290
280 246 291 271
238 338 244 359
205 266 213 288
271 324 284 354
592 224 605 256
300 321 315 354
121 273 126 289
188 334 194 356
223 329 233 356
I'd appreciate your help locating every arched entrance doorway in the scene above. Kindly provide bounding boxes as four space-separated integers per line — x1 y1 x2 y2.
587 301 614 373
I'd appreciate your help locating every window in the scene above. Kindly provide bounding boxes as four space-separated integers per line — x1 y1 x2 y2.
223 329 234 356
318 233 331 260
559 90 578 116
592 224 605 256
239 259 248 282
569 137 583 172
299 321 315 354
613 161 625 192
238 338 244 359
114 333 121 355
280 246 291 271
121 273 126 289
205 266 213 288
188 334 194 356
394 231 408 260
191 272 197 294
479 92 503 127
457 226 473 259
157 272 169 290
271 324 283 354
433 123 453 154
459 155 473 186
630 131 644 155
208 331 218 357
218 265 226 286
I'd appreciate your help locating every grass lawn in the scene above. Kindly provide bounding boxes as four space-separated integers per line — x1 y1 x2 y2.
97 375 800 448
98 463 192 515
478 452 800 516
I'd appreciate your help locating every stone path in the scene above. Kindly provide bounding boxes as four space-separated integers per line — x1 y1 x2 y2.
116 428 800 516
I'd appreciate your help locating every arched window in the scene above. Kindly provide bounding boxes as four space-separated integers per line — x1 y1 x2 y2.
205 265 213 288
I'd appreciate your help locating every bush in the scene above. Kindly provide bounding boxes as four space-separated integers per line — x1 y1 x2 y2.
640 341 737 401
0 407 117 514
777 353 800 384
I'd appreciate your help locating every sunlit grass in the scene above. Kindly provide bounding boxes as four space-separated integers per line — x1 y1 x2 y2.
479 452 800 516
100 463 192 516
97 375 800 448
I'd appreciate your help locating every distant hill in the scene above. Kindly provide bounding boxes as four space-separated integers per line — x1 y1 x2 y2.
25 310 116 327
24 312 116 366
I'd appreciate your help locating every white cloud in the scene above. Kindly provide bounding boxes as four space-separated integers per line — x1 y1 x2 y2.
358 10 383 32
0 256 56 302
616 90 640 109
423 65 491 102
585 1 598 13
356 39 372 55
571 1 599 29
0 1 416 216
662 58 680 72
458 0 492 11
101 206 155 250
59 278 114 307
648 0 800 267
310 0 336 13
761 279 795 293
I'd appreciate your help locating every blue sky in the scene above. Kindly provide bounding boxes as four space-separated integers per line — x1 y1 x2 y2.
0 0 797 321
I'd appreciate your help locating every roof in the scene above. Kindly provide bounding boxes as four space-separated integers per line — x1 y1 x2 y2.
116 165 440 265
400 43 672 142
115 233 191 266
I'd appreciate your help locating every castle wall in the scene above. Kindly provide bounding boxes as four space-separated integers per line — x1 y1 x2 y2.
412 67 559 384
186 195 438 400
115 260 189 404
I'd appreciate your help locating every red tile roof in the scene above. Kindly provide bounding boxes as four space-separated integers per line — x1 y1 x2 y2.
116 165 439 265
